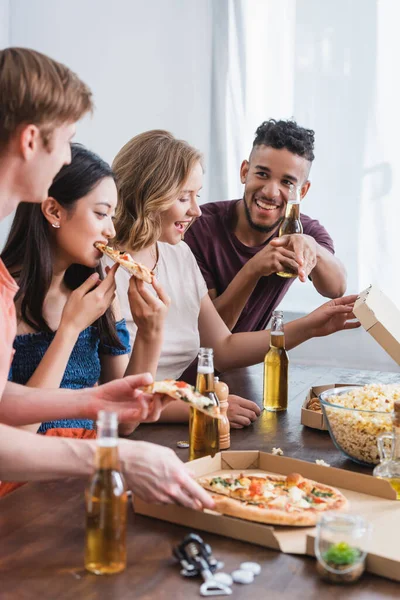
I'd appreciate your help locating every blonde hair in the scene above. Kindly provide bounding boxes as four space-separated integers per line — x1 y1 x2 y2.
0 47 93 149
112 130 203 252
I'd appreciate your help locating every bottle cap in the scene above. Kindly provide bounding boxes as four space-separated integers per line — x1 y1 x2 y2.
231 569 254 584
239 562 261 575
176 441 190 449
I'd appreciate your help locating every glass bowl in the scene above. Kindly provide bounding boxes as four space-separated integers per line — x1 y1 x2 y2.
319 386 393 466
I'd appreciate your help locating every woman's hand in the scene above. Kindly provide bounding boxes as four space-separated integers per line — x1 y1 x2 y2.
128 277 170 341
227 394 261 429
303 294 361 338
60 264 118 334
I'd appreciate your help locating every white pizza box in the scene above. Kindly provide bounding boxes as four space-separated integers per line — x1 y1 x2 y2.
133 451 396 566
354 285 400 366
301 383 363 431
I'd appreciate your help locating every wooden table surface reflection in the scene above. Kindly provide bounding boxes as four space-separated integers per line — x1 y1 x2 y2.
1 363 400 599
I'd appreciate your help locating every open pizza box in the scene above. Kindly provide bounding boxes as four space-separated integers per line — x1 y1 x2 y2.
301 384 363 431
354 284 400 366
133 451 400 580
301 285 400 432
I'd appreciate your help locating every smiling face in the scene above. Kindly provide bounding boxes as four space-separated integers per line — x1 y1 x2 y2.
159 160 203 245
240 145 311 234
43 176 117 269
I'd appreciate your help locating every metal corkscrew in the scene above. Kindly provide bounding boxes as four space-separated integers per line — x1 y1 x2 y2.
173 534 232 596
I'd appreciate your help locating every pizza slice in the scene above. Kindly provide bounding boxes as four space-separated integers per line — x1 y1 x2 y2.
95 243 154 284
141 380 222 419
198 472 348 526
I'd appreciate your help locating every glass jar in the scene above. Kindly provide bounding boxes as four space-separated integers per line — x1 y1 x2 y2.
315 513 370 584
373 399 400 498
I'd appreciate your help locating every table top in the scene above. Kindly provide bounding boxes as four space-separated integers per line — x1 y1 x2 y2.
1 363 400 599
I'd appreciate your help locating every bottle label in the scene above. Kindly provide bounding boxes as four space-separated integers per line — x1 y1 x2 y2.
197 365 214 374
98 438 118 448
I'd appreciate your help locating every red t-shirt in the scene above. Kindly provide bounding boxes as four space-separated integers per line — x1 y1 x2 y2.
0 258 18 398
185 200 335 333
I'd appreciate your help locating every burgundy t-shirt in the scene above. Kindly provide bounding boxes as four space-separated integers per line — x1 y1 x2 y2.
184 200 335 333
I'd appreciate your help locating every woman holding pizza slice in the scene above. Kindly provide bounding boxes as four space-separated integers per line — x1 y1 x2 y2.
1 143 170 450
110 130 360 432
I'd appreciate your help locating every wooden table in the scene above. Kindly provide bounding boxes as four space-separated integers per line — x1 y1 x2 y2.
1 363 400 599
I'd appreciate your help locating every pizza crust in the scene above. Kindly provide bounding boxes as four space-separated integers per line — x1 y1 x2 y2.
141 380 222 419
209 493 318 526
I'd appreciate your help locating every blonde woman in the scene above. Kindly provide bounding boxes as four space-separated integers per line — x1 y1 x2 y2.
111 130 359 431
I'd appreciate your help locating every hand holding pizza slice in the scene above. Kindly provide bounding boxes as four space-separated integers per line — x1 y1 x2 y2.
141 380 222 419
95 243 154 284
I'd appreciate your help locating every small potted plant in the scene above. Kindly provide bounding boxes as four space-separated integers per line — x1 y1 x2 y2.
315 514 370 584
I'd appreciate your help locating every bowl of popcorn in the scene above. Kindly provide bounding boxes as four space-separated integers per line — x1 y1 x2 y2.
319 384 400 466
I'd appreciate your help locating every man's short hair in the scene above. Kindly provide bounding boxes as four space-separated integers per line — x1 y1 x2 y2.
253 119 315 162
0 47 93 149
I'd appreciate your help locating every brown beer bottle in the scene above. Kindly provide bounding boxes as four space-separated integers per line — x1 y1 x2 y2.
189 348 220 461
85 411 127 574
263 311 289 412
276 184 303 278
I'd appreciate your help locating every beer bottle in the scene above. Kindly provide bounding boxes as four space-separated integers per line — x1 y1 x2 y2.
189 348 220 461
263 311 289 412
85 411 127 574
276 184 303 278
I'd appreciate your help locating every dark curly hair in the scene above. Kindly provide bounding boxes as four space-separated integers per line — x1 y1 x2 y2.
253 119 315 162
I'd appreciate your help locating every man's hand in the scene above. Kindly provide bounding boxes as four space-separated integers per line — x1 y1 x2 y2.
303 295 361 338
119 440 215 510
83 373 174 423
270 234 318 282
227 394 261 429
248 243 301 279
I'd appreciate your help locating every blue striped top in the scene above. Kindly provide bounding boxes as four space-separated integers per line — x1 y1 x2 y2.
8 320 131 432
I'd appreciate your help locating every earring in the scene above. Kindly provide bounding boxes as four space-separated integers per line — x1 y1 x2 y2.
51 222 60 229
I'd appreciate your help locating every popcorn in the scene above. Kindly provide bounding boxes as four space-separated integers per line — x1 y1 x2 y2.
326 383 400 412
272 447 284 456
323 384 400 464
315 459 330 467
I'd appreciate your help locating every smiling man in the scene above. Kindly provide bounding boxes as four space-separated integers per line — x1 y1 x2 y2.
185 119 347 332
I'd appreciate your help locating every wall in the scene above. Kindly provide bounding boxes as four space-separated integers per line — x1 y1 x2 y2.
2 0 400 318
0 0 212 245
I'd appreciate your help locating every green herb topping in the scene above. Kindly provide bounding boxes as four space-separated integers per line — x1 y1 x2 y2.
211 477 230 487
311 487 334 498
323 542 361 566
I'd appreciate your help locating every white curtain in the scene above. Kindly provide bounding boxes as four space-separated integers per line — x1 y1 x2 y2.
209 0 247 202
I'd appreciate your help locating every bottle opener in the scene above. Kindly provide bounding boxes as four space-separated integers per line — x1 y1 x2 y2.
173 533 232 596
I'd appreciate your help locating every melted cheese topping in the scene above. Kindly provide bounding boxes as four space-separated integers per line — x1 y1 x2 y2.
208 475 336 512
